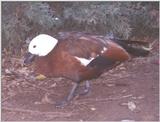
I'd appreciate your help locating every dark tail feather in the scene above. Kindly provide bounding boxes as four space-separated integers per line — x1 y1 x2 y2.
112 39 151 57
115 39 149 45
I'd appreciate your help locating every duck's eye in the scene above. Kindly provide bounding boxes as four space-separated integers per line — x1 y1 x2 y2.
33 45 36 48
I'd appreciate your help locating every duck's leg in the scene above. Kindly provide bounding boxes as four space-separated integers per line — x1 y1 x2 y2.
76 80 90 95
66 82 79 101
55 81 91 107
55 82 79 107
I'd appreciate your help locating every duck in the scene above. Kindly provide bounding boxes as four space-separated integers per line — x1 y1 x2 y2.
24 31 150 107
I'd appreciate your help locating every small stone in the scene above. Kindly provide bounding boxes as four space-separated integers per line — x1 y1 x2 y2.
34 101 41 105
5 69 11 74
128 101 136 111
50 83 57 88
107 83 115 87
90 107 96 111
16 82 20 86
121 120 135 122
121 89 127 93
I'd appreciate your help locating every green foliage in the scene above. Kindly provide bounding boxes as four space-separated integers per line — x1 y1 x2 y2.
63 2 131 38
62 2 158 39
2 2 159 55
2 2 30 50
25 2 62 30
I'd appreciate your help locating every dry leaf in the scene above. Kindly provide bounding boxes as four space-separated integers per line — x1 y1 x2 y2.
35 74 46 80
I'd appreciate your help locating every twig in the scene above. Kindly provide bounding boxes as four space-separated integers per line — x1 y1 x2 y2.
2 107 74 117
2 91 33 103
150 40 158 48
2 95 16 103
4 71 61 96
74 94 133 105
24 81 61 96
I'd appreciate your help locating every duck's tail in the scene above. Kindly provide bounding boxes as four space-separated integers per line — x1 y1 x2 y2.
113 39 151 57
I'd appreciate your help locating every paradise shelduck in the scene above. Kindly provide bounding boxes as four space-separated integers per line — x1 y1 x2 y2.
24 31 150 107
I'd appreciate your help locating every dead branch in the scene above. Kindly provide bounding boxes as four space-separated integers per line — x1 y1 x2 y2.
74 94 133 105
2 107 74 117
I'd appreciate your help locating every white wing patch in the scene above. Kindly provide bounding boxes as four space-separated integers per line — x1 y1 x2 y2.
75 47 108 66
75 56 95 66
101 47 107 53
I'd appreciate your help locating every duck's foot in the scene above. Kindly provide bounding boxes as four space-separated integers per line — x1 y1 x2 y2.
55 80 91 107
55 82 79 107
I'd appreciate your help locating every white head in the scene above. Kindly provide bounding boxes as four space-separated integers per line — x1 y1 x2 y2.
28 34 58 56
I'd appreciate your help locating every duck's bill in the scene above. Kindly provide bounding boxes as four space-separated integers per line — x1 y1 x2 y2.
24 52 36 65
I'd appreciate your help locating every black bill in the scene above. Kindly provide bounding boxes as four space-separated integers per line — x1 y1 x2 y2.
24 52 36 64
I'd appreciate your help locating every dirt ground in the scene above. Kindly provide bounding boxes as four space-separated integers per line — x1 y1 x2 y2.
1 41 159 121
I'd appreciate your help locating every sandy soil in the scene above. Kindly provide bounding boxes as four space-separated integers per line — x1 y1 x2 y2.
2 44 159 121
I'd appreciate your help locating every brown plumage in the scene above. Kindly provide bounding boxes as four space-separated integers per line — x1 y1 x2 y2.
24 31 150 107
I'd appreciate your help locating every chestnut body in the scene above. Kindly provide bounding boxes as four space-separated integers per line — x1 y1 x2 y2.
34 32 130 82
